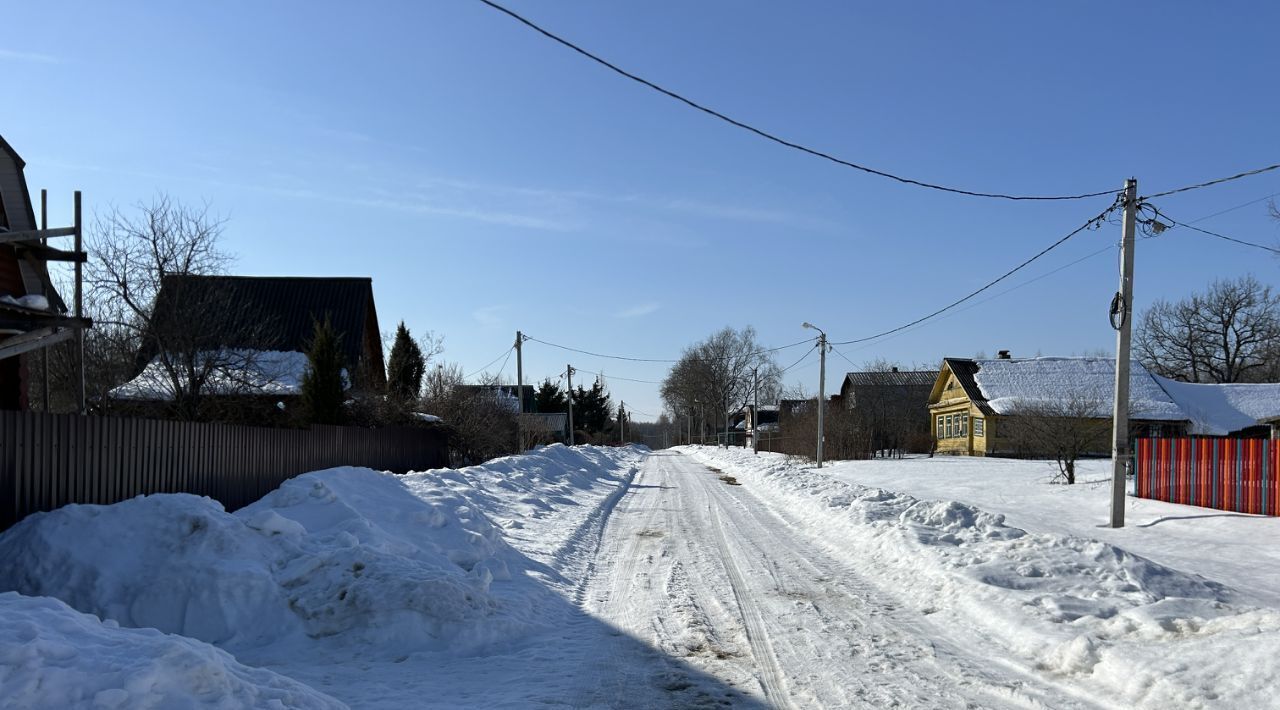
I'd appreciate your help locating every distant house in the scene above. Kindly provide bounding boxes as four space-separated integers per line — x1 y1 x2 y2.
928 355 1190 456
111 275 384 419
0 135 86 410
457 384 536 414
839 368 935 454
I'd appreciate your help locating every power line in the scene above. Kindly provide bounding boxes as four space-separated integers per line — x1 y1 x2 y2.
570 366 663 385
473 0 1118 203
1141 163 1280 201
1148 208 1280 255
779 342 817 373
464 346 514 380
1183 191 1280 224
831 201 1120 346
525 334 815 363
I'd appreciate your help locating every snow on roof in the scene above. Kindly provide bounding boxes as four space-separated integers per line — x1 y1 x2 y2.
972 357 1186 421
1153 377 1280 435
110 350 319 401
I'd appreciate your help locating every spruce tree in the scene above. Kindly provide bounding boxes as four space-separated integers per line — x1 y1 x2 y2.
534 378 567 412
386 321 426 405
301 315 346 425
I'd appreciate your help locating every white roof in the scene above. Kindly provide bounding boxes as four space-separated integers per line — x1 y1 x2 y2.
1154 377 1280 435
971 357 1186 421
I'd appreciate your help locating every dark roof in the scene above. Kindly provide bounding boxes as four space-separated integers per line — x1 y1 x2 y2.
940 358 995 415
0 134 36 230
843 370 936 387
148 275 378 368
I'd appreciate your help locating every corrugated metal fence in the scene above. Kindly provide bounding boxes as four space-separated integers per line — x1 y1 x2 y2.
0 411 448 531
1134 437 1279 515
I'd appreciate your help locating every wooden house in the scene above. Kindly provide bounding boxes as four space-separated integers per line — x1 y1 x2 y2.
110 275 384 419
0 135 87 410
927 355 1190 456
839 368 935 453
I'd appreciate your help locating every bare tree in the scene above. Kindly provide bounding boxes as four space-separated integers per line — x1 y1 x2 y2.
420 363 519 465
76 195 278 419
1135 275 1280 383
1002 394 1111 484
660 326 782 441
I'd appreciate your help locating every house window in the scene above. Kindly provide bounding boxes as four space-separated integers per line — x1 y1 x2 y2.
974 417 985 437
959 413 968 437
936 416 944 440
945 415 953 438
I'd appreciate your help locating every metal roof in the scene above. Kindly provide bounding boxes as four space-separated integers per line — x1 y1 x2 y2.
843 370 936 387
146 275 378 369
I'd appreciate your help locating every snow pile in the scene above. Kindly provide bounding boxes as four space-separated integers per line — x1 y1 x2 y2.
109 350 331 401
1155 375 1280 435
0 468 533 655
686 446 1280 708
0 592 345 710
973 357 1185 420
0 445 643 706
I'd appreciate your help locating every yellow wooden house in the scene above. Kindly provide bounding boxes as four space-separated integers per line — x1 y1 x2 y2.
926 355 1194 456
927 358 998 456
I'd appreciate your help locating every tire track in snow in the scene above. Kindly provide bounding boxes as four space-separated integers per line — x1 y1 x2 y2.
706 501 797 709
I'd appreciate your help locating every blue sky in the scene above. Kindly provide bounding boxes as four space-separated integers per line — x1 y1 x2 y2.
6 1 1279 419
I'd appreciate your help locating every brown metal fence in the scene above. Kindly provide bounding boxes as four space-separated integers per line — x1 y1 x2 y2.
0 411 448 531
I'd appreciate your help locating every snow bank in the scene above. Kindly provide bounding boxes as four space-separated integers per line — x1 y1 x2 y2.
685 446 1280 708
0 592 345 710
0 445 642 660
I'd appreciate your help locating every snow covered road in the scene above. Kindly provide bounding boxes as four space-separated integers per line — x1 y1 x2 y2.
583 450 1093 709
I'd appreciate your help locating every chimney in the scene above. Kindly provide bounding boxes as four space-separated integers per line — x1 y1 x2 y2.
891 366 899 372
997 350 1011 359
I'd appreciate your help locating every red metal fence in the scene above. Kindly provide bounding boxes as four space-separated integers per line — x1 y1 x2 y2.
1134 437 1279 515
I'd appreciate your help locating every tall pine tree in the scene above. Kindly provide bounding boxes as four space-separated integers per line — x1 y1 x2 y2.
534 378 567 413
386 321 426 405
301 315 346 425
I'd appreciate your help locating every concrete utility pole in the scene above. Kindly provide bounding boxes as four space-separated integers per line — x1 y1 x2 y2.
515 331 524 452
752 367 759 455
566 365 576 446
803 323 828 468
618 401 625 444
1110 178 1138 529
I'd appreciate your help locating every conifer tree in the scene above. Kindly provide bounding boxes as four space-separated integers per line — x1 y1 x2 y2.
386 321 426 405
301 315 346 425
534 378 567 413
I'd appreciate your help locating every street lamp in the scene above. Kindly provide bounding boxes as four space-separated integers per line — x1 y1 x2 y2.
802 322 828 468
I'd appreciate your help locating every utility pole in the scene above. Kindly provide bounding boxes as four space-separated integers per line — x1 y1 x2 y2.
803 323 828 467
40 189 49 412
1110 178 1138 528
752 367 759 455
73 191 85 415
515 331 524 452
566 364 576 446
618 401 625 444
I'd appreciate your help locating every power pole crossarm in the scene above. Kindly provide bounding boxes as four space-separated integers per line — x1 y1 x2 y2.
1110 178 1138 529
